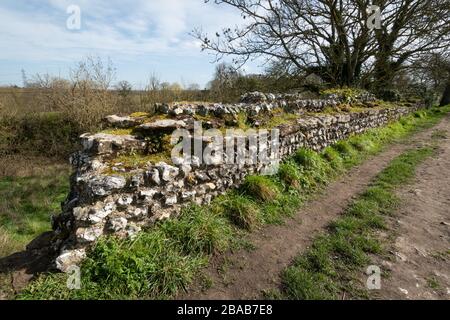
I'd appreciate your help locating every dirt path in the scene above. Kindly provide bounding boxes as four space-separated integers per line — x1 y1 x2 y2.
182 116 450 300
372 120 450 300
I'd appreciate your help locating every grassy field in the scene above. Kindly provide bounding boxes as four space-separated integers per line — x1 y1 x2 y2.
0 157 70 258
13 105 449 300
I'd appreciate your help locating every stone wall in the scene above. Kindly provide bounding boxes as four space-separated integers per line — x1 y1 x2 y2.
51 95 419 271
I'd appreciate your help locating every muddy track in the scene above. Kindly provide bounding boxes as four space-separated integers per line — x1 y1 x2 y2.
181 116 449 300
372 118 450 300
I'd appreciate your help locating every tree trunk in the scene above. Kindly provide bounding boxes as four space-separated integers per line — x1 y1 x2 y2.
440 78 450 106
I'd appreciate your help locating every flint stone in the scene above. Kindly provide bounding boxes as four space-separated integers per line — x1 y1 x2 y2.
148 168 161 185
150 203 161 215
117 194 134 207
240 91 267 103
76 227 103 243
181 190 196 201
266 93 276 101
126 224 142 239
91 202 115 223
126 206 147 219
139 189 158 199
165 194 178 206
87 175 127 197
105 115 140 128
139 119 186 131
172 156 185 166
170 107 184 116
205 182 216 191
204 194 212 204
107 217 128 232
80 133 144 155
130 172 145 187
156 103 170 114
156 162 180 182
73 202 115 224
179 163 192 176
55 249 87 272
195 172 209 182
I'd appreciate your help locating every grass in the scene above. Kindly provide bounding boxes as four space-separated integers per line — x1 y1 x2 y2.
280 146 435 300
320 88 366 101
294 148 332 183
20 231 208 300
15 105 450 299
321 147 344 172
431 129 447 140
262 112 299 128
19 206 223 299
160 205 232 255
278 161 303 189
426 276 441 290
241 176 280 202
218 193 261 230
235 112 250 130
0 158 70 258
332 140 361 167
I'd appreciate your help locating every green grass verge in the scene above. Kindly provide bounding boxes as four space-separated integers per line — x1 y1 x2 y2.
17 105 450 299
280 146 435 300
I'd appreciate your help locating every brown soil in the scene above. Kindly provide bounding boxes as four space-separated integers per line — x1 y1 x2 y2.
371 120 450 300
0 232 57 299
181 116 450 300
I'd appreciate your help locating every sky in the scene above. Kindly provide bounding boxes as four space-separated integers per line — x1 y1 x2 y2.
0 0 262 88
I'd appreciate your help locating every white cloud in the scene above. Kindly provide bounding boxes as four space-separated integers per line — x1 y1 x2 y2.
0 0 258 86
0 0 244 59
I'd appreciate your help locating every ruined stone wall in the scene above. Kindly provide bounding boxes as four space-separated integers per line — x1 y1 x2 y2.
51 95 419 270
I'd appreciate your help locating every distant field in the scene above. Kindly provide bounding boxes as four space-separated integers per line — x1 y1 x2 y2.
0 85 220 162
0 86 216 118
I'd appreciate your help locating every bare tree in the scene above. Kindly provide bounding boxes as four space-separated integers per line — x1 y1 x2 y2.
372 0 450 91
115 80 133 97
194 0 374 86
440 78 450 106
194 0 450 89
147 72 161 91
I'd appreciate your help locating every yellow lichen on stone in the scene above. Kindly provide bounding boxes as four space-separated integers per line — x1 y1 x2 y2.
262 112 299 128
101 128 134 135
321 87 365 100
112 152 172 169
130 112 150 118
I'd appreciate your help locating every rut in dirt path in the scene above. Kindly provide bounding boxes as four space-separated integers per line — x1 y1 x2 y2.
373 117 450 300
181 118 448 300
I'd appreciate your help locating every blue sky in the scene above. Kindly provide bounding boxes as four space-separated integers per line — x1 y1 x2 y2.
0 0 262 88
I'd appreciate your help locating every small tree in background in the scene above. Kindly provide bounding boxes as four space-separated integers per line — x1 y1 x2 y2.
116 80 133 98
